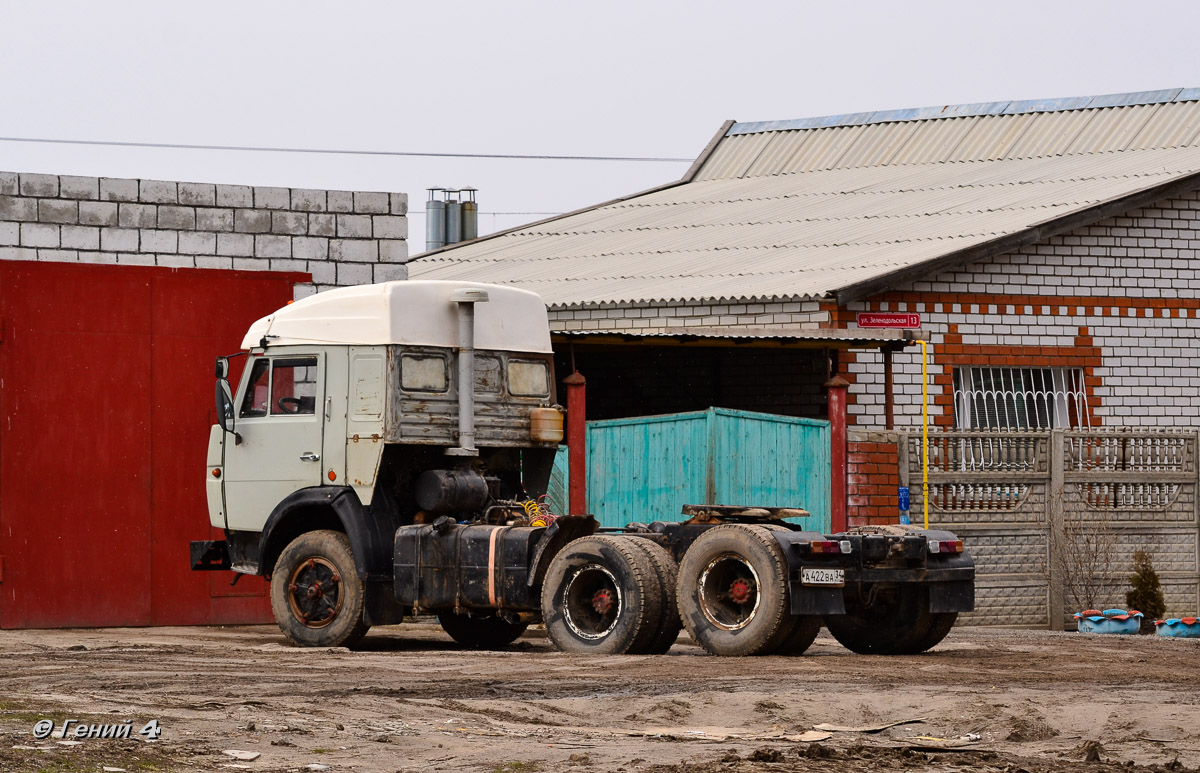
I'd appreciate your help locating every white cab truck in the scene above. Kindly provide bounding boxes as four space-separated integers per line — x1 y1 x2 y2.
192 280 974 656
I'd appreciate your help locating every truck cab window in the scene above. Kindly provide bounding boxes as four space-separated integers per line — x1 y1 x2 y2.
400 354 448 392
271 357 318 415
239 358 271 417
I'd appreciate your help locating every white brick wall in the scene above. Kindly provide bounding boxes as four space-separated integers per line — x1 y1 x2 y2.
846 189 1200 429
0 172 409 299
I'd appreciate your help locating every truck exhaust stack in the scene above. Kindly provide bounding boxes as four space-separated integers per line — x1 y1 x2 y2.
447 287 489 457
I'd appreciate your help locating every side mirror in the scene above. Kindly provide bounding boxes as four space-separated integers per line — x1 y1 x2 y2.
216 379 235 433
215 357 230 379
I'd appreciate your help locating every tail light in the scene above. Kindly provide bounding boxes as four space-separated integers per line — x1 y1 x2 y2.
928 539 964 554
810 540 852 554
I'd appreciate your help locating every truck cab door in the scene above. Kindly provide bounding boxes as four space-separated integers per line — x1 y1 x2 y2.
223 352 325 532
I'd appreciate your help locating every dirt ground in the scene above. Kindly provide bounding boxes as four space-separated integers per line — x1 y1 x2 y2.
1 623 1198 773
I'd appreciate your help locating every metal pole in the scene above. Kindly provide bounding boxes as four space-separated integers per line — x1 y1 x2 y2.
564 371 588 515
825 375 850 533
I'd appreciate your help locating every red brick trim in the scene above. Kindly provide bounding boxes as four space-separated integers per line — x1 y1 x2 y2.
843 291 1200 317
931 328 1100 427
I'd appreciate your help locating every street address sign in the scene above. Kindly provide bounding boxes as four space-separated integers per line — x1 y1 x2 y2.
857 312 920 329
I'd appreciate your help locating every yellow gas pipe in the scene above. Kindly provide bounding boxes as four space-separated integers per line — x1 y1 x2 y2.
917 339 930 529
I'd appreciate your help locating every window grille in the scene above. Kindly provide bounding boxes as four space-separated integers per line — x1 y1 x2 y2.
952 367 1089 430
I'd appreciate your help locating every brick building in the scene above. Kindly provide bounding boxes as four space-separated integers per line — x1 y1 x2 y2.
406 89 1200 527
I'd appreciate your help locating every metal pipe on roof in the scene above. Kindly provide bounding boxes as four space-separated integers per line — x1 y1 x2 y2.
461 188 478 242
425 188 446 252
445 189 462 246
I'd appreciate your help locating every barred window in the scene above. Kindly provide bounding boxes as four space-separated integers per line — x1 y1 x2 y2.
952 367 1089 429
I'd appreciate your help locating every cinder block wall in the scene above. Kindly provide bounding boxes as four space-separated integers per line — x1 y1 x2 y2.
843 189 1200 429
0 171 408 297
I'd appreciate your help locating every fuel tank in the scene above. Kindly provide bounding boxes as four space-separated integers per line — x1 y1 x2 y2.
393 522 545 612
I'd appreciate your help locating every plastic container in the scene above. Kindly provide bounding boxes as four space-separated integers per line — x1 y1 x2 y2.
1074 608 1143 635
529 407 564 443
1154 617 1200 638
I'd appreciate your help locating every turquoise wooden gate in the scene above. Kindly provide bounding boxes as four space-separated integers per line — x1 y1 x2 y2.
547 408 830 532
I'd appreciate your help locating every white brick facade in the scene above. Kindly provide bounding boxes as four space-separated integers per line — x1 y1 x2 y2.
845 189 1200 429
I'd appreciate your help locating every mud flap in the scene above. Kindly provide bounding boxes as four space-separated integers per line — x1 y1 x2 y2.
789 583 846 616
929 581 974 613
364 580 406 625
190 540 231 571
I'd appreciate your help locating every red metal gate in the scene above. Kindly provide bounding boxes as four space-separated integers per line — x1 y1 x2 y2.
0 261 308 628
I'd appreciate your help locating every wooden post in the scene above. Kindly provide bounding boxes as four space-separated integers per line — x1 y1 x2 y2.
1048 428 1066 631
564 372 588 516
826 376 850 533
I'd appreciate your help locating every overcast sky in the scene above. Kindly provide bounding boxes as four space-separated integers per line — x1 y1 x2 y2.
3 1 1199 254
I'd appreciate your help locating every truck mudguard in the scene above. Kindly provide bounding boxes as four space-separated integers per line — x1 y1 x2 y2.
527 515 599 589
258 486 394 582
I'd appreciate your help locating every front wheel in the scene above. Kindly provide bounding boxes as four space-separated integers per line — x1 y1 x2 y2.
270 530 370 648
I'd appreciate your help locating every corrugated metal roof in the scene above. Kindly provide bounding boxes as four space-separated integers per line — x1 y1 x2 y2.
409 91 1200 308
552 326 916 346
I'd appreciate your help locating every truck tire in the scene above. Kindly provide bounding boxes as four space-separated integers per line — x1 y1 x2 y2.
677 525 794 657
902 611 957 654
773 615 822 656
540 535 664 655
437 612 528 650
754 524 808 656
270 530 370 648
628 539 683 654
824 584 941 655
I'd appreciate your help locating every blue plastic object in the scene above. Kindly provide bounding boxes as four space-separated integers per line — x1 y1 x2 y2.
1155 618 1200 638
1074 608 1143 635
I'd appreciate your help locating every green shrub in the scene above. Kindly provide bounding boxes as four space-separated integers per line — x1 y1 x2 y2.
1125 549 1166 632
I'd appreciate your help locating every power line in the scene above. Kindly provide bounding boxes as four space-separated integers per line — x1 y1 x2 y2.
0 135 694 163
411 211 561 216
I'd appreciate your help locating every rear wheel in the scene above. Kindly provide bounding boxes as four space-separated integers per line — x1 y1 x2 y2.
903 611 957 654
628 539 683 654
437 612 528 650
270 530 370 648
541 536 664 654
773 615 822 656
677 525 794 656
824 584 942 655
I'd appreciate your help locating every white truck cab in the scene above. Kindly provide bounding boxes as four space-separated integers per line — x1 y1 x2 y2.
195 280 564 646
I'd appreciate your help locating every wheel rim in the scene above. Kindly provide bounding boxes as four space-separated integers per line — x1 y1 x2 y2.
562 564 622 641
697 552 761 631
286 556 344 628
